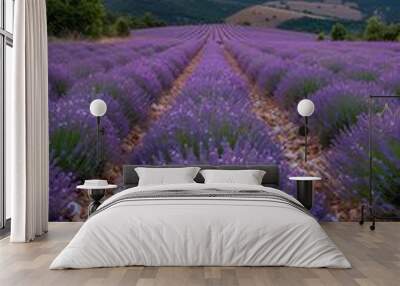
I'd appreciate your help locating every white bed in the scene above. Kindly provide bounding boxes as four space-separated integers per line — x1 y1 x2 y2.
50 183 351 269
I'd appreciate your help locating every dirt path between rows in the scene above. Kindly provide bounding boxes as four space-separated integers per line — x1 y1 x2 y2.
223 49 318 169
223 47 358 220
122 47 205 152
73 45 207 220
102 46 205 183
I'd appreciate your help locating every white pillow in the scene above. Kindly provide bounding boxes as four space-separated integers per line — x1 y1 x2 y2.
200 169 266 185
135 167 200 186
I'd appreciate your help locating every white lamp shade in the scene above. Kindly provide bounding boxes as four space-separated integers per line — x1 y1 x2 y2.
297 99 315 117
90 99 107 117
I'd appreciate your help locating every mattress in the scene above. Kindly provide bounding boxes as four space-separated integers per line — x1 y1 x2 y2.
50 183 351 269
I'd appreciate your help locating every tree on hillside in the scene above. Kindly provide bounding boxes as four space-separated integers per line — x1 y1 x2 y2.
115 17 131 37
103 11 118 37
125 13 166 29
331 23 347 41
363 16 400 41
142 13 166 28
364 16 386 41
129 16 145 29
47 0 105 38
382 23 400 41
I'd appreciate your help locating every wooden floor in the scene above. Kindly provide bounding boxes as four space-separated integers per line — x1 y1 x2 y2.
0 222 398 286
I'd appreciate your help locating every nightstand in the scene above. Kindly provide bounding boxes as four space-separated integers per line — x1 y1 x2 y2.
289 177 321 210
77 184 117 215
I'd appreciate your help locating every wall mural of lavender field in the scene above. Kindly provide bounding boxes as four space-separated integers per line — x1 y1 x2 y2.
48 1 400 222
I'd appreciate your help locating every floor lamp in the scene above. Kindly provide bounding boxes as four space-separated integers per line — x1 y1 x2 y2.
359 95 400 230
90 99 107 178
297 99 315 162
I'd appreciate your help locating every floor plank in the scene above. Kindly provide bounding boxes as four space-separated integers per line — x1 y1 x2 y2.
0 222 399 286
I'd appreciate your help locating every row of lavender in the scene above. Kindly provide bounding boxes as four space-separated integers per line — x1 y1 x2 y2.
49 24 400 220
131 40 284 171
49 27 208 220
129 38 332 219
49 26 210 99
224 26 400 216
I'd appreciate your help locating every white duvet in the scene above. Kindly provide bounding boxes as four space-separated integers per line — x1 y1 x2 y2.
50 183 351 269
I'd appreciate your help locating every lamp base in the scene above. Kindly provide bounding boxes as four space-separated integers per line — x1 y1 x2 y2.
359 203 400 231
88 189 106 216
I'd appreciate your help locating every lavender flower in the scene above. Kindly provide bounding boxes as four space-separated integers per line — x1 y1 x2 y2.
48 25 400 221
256 59 289 95
132 41 289 188
380 69 400 96
49 95 122 178
49 157 80 221
275 65 333 108
340 63 380 82
328 106 400 215
48 64 72 99
311 81 387 147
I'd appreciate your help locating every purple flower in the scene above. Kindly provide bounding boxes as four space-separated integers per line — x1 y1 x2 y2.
131 41 290 189
328 106 400 215
49 95 122 178
380 69 400 96
256 58 289 95
48 64 73 98
49 157 80 221
275 65 333 108
340 63 380 82
310 81 388 147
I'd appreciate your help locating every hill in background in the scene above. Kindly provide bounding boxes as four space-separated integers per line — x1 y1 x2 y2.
103 0 265 25
227 1 400 33
104 0 400 31
226 1 362 31
226 1 361 28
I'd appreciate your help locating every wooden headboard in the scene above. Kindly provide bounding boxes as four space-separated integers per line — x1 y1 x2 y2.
122 165 280 188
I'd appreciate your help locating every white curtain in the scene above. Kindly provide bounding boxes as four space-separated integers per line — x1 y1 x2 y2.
8 0 49 242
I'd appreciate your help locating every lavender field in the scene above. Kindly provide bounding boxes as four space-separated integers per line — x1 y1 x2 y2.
49 25 400 221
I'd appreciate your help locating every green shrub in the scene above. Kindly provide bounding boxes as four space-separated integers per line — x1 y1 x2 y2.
317 32 325 41
115 17 131 37
142 13 166 28
47 0 105 38
364 16 385 41
331 23 347 41
383 24 400 41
